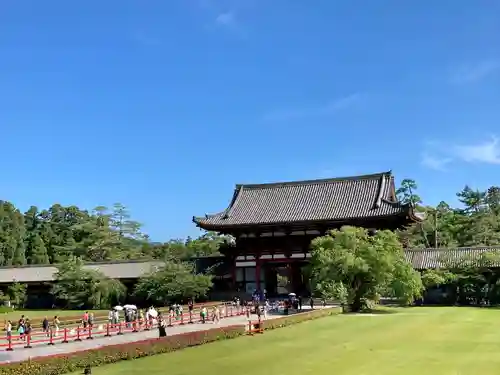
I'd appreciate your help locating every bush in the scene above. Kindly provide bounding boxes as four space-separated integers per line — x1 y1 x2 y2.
261 307 340 330
0 325 245 375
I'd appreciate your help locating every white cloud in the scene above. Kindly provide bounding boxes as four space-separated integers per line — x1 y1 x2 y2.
421 136 500 171
263 93 361 122
215 11 235 26
450 60 500 84
453 137 500 164
420 153 452 171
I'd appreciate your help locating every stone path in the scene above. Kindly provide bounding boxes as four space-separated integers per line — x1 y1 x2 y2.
0 306 332 365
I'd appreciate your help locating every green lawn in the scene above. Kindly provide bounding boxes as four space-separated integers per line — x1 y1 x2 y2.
79 307 500 375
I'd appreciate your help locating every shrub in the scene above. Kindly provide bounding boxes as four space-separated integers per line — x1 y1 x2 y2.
0 325 245 375
261 307 340 330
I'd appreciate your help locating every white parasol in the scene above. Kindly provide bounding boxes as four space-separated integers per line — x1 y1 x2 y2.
147 308 158 318
123 304 137 310
114 305 124 311
288 293 296 296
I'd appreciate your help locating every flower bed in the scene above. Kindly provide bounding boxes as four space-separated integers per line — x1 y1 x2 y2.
261 307 340 330
0 325 245 375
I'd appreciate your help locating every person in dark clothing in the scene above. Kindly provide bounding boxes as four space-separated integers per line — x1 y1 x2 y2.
298 296 303 311
42 316 50 337
310 297 314 310
158 313 167 337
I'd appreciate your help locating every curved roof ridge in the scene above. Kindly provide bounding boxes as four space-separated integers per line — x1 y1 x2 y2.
235 171 393 190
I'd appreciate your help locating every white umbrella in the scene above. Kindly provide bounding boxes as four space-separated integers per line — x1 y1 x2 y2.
288 293 296 296
123 304 137 310
114 305 124 311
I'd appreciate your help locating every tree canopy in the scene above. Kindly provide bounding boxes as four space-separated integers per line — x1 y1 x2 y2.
397 180 500 248
51 257 127 309
0 201 228 266
310 226 423 312
133 259 213 305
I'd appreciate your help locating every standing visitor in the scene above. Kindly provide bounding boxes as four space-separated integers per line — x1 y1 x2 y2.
82 311 89 331
25 320 32 340
88 313 94 330
201 307 207 323
6 320 12 340
188 299 194 322
309 297 314 310
53 315 60 337
212 306 220 324
42 316 49 337
158 313 167 337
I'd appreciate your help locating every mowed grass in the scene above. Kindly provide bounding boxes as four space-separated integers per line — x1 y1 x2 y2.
80 307 500 375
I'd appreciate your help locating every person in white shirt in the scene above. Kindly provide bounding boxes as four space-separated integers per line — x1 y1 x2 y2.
6 320 12 339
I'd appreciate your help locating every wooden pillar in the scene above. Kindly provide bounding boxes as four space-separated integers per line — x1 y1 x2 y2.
231 256 237 290
255 255 261 291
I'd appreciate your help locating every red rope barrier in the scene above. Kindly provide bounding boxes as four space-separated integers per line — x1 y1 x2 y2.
62 328 68 343
117 322 123 335
75 326 82 342
86 325 93 340
47 329 54 346
104 323 111 337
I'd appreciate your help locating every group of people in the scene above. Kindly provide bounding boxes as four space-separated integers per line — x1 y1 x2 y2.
6 315 60 340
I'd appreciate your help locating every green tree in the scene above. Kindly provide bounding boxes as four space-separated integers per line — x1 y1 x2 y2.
133 259 213 305
26 233 50 264
51 257 126 309
6 282 27 308
310 226 423 312
396 179 422 206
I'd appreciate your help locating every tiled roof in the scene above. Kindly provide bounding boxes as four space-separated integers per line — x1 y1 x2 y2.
0 260 164 284
404 247 500 269
193 171 415 229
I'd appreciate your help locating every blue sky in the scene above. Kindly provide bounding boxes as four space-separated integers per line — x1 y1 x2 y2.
1 1 499 241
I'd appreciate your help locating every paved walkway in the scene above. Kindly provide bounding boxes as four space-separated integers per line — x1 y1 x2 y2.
0 306 332 365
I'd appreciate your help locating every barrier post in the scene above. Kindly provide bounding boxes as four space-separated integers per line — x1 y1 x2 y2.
75 326 82 342
230 305 234 316
180 313 185 325
167 315 173 327
225 304 228 318
48 329 54 345
86 325 93 340
248 320 253 336
6 335 13 351
24 333 32 349
117 322 123 335
104 323 111 337
188 311 193 324
62 328 68 343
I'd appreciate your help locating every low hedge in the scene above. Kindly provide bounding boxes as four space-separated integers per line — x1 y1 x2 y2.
0 307 339 375
0 325 245 375
261 307 340 330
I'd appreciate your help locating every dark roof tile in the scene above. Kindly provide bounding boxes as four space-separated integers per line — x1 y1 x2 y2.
194 171 414 229
404 247 500 269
